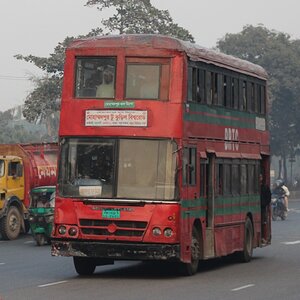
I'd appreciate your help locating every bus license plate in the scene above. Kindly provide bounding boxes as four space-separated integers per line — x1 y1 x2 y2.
102 209 120 219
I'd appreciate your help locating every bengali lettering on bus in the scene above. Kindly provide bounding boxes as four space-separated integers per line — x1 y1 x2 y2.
85 110 148 127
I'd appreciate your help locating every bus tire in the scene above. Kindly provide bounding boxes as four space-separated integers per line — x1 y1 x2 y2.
73 257 96 276
238 217 253 263
0 206 22 240
180 227 200 276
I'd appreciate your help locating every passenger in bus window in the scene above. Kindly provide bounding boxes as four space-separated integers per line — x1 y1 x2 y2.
96 68 115 98
82 70 102 97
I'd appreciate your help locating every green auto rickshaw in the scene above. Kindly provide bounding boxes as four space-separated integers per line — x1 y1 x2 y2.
28 186 55 246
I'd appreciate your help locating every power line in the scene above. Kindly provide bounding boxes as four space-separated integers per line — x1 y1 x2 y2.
0 75 31 81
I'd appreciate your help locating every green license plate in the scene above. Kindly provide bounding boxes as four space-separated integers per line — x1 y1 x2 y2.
102 209 120 219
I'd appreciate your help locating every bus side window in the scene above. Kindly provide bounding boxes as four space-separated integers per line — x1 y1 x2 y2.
200 159 208 197
216 163 223 196
247 163 255 194
183 148 196 186
231 164 240 195
223 163 232 195
241 80 247 111
240 164 248 194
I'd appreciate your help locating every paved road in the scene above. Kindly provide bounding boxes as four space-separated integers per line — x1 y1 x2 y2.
1 200 300 300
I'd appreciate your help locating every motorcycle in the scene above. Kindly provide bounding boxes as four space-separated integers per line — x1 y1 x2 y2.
271 195 287 221
28 186 55 246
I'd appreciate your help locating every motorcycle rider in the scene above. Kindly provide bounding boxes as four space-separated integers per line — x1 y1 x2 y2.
272 179 290 211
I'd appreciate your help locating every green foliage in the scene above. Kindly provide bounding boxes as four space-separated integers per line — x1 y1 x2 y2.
217 25 300 160
14 37 78 140
0 110 47 144
85 0 194 42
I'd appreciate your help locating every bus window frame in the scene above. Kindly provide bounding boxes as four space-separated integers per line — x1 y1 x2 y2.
124 57 170 101
74 56 117 99
183 147 197 186
187 60 267 118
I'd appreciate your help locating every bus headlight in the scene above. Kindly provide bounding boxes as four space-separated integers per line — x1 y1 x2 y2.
152 227 162 236
58 225 67 235
68 227 78 237
164 228 173 238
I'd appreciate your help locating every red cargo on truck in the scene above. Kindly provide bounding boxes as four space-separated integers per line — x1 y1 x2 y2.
0 143 58 240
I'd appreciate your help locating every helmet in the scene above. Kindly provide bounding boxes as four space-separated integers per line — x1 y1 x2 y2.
275 179 284 188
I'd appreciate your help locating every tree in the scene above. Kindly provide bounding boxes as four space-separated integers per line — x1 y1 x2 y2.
85 0 194 42
15 1 194 142
0 110 47 144
217 25 300 181
14 37 77 140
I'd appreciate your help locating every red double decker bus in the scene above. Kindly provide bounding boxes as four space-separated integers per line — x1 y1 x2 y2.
51 34 270 276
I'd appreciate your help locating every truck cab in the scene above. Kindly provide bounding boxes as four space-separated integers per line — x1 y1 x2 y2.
0 156 25 240
0 156 24 201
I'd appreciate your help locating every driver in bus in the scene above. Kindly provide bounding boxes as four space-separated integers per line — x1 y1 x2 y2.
96 68 114 98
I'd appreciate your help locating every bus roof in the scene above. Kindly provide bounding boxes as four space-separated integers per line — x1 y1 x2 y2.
68 34 267 80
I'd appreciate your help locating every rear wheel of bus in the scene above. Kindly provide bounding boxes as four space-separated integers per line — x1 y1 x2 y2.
73 257 96 276
238 217 253 262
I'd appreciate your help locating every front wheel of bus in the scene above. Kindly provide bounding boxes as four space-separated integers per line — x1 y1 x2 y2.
238 217 253 263
73 257 96 276
181 227 201 276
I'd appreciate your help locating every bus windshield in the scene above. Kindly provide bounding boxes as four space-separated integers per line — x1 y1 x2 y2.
58 138 177 201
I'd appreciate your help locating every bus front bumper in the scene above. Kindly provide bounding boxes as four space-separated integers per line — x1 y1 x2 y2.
51 239 180 261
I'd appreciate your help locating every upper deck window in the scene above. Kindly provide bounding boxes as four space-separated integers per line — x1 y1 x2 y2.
75 57 116 99
188 62 267 117
125 58 170 100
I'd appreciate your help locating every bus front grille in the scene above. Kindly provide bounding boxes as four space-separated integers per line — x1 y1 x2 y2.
79 219 147 237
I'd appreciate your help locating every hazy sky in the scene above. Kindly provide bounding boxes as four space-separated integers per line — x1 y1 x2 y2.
1 0 300 111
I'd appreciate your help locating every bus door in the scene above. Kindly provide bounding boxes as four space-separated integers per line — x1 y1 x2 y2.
202 152 215 258
261 155 271 242
181 147 198 260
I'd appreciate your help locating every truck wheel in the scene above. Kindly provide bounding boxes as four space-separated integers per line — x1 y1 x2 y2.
73 257 96 276
36 234 45 246
0 206 22 240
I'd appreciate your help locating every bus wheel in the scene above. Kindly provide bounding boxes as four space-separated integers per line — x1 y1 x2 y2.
0 206 22 240
73 257 96 276
238 217 253 263
181 227 200 276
